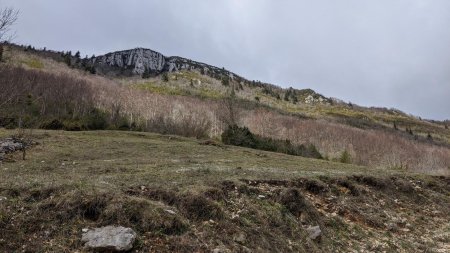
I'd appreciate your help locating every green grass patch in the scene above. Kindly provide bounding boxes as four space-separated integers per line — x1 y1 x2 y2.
132 81 187 96
21 58 44 69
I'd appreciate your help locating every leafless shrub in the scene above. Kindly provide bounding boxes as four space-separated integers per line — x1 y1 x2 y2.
217 90 241 127
0 66 94 121
145 113 211 139
241 108 450 174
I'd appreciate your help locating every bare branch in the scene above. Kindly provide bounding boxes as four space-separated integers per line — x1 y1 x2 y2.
0 7 19 42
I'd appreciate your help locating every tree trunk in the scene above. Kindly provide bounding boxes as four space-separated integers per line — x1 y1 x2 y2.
0 44 3 62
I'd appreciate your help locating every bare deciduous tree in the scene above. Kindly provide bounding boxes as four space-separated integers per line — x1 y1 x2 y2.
218 89 241 127
0 7 19 41
0 7 19 61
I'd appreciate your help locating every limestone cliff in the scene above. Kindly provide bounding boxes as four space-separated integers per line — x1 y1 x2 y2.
92 48 236 79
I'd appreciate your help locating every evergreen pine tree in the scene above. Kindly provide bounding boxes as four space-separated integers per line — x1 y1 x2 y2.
142 68 151 79
162 72 169 82
284 90 290 101
221 76 229 86
64 53 71 67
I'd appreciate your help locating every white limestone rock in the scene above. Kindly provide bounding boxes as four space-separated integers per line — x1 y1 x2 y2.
81 226 137 252
306 225 321 240
94 48 166 75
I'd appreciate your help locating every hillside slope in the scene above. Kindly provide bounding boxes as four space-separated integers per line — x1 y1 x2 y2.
1 44 449 174
4 44 449 140
0 129 449 252
27 44 450 143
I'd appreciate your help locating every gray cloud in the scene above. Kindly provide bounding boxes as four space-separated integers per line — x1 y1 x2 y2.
2 0 449 120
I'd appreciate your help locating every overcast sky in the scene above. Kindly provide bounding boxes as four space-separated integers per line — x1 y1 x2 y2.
2 0 449 120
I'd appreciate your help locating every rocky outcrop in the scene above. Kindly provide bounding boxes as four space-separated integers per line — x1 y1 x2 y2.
93 48 165 75
0 137 31 161
92 48 239 80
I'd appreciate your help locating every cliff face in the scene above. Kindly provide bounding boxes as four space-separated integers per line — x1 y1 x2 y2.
93 48 166 75
92 48 236 79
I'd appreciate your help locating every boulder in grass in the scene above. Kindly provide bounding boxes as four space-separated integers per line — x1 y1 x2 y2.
306 225 321 240
81 226 137 252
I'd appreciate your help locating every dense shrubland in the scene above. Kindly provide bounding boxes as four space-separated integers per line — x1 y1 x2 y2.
0 66 129 130
242 109 450 174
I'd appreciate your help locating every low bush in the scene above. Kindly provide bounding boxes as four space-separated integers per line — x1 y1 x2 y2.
85 109 108 130
302 178 327 194
40 119 64 130
221 125 323 159
277 188 307 216
177 194 223 221
145 115 211 139
339 150 352 164
221 125 256 148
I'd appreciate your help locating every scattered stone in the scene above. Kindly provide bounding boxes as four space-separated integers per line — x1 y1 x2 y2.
387 223 398 232
241 246 252 253
81 226 137 252
257 195 266 199
300 213 308 224
231 212 240 219
306 226 322 240
212 246 231 253
233 232 246 243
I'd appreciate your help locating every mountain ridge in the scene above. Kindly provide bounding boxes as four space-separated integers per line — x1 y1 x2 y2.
92 47 245 81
